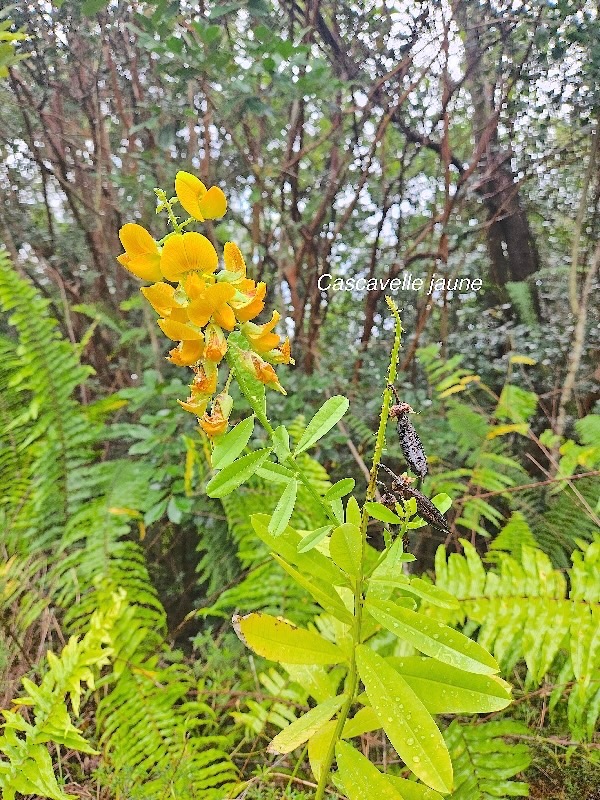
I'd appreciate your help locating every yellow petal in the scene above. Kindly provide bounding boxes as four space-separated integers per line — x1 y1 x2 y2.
160 233 218 281
175 171 207 220
168 340 204 366
183 272 207 301
178 397 210 416
198 186 227 219
118 252 163 282
213 304 236 331
223 242 246 277
187 283 236 327
232 282 266 322
141 282 178 316
119 223 157 256
157 318 204 341
252 332 281 353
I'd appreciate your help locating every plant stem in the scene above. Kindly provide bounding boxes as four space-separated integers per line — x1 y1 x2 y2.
314 297 403 800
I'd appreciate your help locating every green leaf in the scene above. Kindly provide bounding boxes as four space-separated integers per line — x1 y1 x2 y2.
355 646 453 793
366 501 404 525
297 525 333 553
211 416 255 470
271 554 353 624
401 577 459 610
294 396 349 455
232 612 345 664
256 461 294 483
206 448 271 498
325 478 355 501
345 495 362 527
268 695 347 754
336 740 405 800
366 598 499 675
431 494 452 514
252 514 347 588
329 523 362 579
342 706 380 738
272 425 291 461
388 656 512 714
269 479 298 536
387 776 444 800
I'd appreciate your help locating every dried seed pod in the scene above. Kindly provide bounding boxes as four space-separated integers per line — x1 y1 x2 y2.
380 464 449 534
388 385 428 479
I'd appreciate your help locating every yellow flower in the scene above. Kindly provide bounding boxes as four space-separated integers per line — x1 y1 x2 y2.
187 282 237 331
219 241 247 282
140 282 183 317
204 323 228 363
158 316 204 342
200 392 234 438
241 311 282 353
178 395 210 417
230 280 267 322
117 223 162 281
160 232 218 282
175 171 227 221
168 340 204 367
240 351 286 394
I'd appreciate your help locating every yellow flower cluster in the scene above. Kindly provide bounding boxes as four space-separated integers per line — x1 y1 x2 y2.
116 171 293 437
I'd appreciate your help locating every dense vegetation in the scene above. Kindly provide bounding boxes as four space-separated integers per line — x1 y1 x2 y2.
0 2 599 798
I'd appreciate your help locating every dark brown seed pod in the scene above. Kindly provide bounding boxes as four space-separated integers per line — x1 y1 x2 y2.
380 464 449 534
388 385 428 479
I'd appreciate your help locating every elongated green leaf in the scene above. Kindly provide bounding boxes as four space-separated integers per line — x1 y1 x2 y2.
330 523 362 579
366 598 499 675
308 720 336 783
356 646 453 793
297 525 333 553
252 514 348 587
387 776 444 800
271 554 354 624
366 501 404 525
268 695 347 754
325 478 356 501
336 740 405 800
269 479 298 536
211 416 255 470
401 577 459 610
388 656 512 714
233 612 345 664
206 447 271 498
294 396 349 455
346 495 362 527
272 425 291 461
256 461 294 483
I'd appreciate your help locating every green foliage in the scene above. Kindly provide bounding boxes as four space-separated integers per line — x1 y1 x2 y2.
0 255 238 799
435 537 600 740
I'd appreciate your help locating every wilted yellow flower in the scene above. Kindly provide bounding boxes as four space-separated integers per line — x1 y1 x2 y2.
241 311 281 353
204 323 228 363
200 392 233 438
239 350 286 394
117 223 162 282
191 360 218 396
267 337 294 365
175 171 227 221
160 232 218 281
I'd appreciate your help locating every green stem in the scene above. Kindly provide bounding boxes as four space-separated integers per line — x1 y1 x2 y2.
314 297 403 800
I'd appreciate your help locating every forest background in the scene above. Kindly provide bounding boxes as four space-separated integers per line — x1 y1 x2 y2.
0 1 599 799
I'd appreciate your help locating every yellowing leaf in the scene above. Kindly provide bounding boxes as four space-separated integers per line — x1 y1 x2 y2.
486 423 529 439
232 612 345 664
268 695 347 754
510 355 537 365
438 384 466 398
308 720 336 783
356 646 453 793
